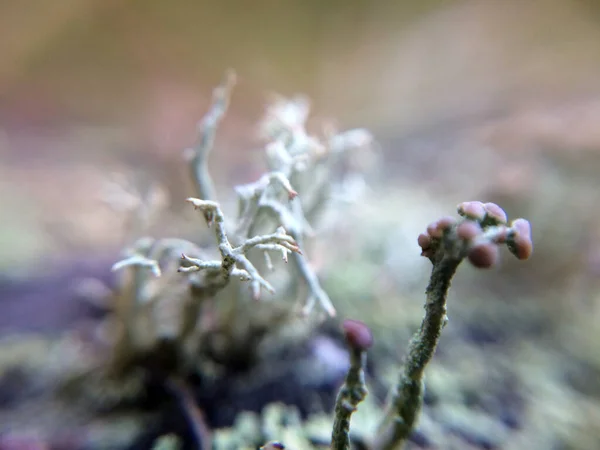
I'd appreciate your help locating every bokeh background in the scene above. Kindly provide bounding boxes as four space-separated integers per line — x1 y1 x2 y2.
1 0 600 448
2 0 600 265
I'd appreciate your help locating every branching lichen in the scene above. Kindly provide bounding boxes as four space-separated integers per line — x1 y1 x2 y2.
99 72 536 450
105 71 373 382
180 198 300 300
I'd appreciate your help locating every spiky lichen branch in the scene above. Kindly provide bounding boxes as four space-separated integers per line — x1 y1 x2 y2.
105 71 375 386
180 198 300 300
221 96 372 316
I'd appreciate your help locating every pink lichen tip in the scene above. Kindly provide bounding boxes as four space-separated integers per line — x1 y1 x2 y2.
508 218 533 260
467 242 499 269
483 202 508 224
456 220 482 241
342 319 374 351
418 233 432 250
457 201 487 221
426 216 457 238
418 233 435 258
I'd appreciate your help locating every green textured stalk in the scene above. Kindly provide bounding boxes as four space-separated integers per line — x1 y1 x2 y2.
331 347 368 450
374 255 461 450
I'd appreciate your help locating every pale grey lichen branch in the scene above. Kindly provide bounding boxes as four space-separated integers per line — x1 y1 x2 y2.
181 197 301 300
184 70 236 222
234 171 298 239
225 137 337 316
109 73 376 365
109 237 207 349
111 237 203 280
227 97 374 317
112 254 162 278
110 237 162 313
178 83 341 316
296 254 335 317
104 74 378 382
252 197 334 316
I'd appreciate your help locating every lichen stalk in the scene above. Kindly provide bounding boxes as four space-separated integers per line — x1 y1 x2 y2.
188 70 236 204
331 347 368 450
374 255 460 450
373 202 534 450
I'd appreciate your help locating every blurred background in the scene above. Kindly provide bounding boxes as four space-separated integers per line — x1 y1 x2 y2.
1 0 600 448
2 0 600 265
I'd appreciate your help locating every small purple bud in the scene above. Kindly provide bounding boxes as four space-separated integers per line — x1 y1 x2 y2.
343 319 373 351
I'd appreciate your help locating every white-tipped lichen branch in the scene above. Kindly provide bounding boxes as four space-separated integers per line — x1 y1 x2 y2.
181 198 301 299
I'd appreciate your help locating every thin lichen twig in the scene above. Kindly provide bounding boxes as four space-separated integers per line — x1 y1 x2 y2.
294 251 336 317
181 198 301 299
185 70 236 223
331 347 368 450
373 255 460 450
331 320 373 450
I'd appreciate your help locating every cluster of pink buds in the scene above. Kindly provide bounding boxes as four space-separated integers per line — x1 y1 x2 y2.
418 201 533 269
